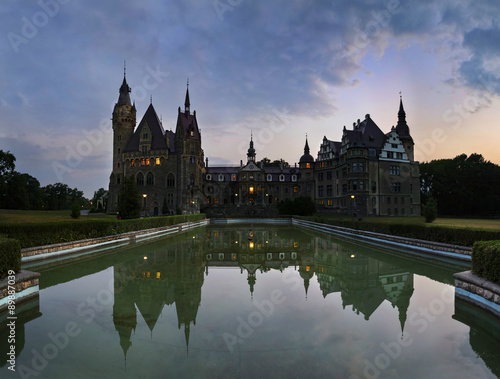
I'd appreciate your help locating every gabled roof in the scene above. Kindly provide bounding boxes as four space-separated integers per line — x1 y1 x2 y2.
124 104 169 152
344 116 386 150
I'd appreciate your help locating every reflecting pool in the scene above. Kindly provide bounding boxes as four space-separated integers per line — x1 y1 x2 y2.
2 225 500 379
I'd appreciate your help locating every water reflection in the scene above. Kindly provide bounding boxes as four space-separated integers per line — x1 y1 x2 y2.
11 225 500 378
111 226 415 358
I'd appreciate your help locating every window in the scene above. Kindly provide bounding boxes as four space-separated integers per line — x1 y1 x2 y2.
218 174 224 182
117 148 121 155
391 182 401 193
327 200 333 206
318 185 324 197
141 158 145 166
232 174 237 181
359 181 364 191
145 158 150 166
387 196 391 205
387 151 394 159
326 185 333 196
146 172 154 185
167 193 174 205
318 173 324 181
189 175 194 186
390 165 400 176
279 174 285 182
359 162 364 172
118 135 121 141
352 163 357 172
206 174 212 181
372 181 376 193
190 131 194 137
392 144 398 149
267 174 272 182
327 171 332 180
116 176 120 185
292 174 297 182
131 159 135 167
306 163 311 168
143 133 149 140
352 181 357 191
167 174 175 187
155 157 160 165
142 145 148 154
294 186 298 193
190 156 195 164
137 172 144 186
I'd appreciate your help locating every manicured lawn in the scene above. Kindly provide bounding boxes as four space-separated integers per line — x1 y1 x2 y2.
315 213 500 231
0 209 116 224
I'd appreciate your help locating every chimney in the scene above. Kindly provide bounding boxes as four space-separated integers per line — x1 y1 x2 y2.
205 157 208 168
240 160 243 168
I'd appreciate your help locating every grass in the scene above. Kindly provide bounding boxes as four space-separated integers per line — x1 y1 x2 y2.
0 209 116 224
312 213 500 231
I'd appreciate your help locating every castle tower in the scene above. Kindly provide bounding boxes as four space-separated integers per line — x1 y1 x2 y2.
395 96 414 161
109 69 136 211
298 136 315 198
174 81 205 214
247 134 256 163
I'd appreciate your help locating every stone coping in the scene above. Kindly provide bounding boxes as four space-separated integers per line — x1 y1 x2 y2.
0 270 40 291
21 219 209 260
293 218 472 260
454 271 500 303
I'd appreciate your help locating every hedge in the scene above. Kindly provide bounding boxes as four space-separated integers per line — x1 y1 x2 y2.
472 240 500 284
0 237 21 278
0 214 206 249
295 216 500 247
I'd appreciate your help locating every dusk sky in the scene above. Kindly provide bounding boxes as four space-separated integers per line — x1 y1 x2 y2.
1 0 500 197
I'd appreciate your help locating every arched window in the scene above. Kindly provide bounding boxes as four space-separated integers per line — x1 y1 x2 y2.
167 174 175 187
137 172 144 186
146 172 154 185
189 175 195 186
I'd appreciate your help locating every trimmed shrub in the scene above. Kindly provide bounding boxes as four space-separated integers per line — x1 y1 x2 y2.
0 214 206 249
70 203 81 219
472 240 500 284
0 237 21 278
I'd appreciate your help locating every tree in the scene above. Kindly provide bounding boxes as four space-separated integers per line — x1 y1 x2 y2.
423 197 437 223
70 203 81 219
91 187 107 212
118 175 141 219
162 197 169 215
0 150 15 177
277 197 315 216
259 158 290 167
420 154 500 217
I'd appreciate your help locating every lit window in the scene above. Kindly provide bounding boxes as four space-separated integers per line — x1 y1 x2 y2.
249 186 254 194
306 163 310 168
141 158 145 166
131 159 135 167
215 198 219 204
190 131 194 137
294 186 298 193
156 157 160 165
232 174 237 181
145 158 150 166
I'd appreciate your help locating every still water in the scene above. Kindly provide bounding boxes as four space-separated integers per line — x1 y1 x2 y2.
2 225 500 379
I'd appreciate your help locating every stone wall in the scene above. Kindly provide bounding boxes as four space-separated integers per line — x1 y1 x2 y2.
454 271 500 319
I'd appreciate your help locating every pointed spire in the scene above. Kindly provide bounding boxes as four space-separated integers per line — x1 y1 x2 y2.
398 93 406 123
247 133 256 162
117 63 132 107
304 134 310 155
184 78 190 114
395 93 412 141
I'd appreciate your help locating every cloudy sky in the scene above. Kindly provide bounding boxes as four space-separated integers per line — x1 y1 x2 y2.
1 0 500 197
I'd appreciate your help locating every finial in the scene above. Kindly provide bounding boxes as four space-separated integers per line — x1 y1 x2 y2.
124 60 126 77
187 77 189 88
150 95 152 104
399 91 402 100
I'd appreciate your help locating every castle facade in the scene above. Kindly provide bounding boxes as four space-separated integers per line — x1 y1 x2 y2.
108 74 420 217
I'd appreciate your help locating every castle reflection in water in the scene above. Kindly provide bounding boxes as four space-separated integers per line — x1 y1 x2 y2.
112 226 414 358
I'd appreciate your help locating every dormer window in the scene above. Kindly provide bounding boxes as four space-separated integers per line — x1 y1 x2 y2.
279 174 285 182
218 174 224 182
292 174 297 182
206 174 212 181
190 130 194 137
267 174 272 182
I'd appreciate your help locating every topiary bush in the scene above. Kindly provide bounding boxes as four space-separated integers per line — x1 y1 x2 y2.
472 240 500 284
0 237 21 278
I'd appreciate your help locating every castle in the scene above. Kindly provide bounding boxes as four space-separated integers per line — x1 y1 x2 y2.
108 73 420 217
